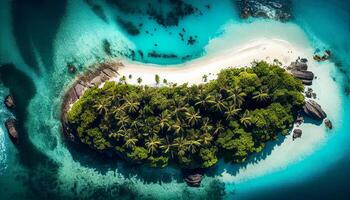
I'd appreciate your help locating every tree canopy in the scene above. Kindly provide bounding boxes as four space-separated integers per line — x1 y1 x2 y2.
66 61 304 168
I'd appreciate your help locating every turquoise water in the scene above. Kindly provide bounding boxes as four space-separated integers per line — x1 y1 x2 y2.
0 0 350 199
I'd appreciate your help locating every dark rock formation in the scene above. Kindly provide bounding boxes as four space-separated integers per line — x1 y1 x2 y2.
300 58 308 63
236 0 292 22
293 129 302 140
295 114 304 126
288 62 308 71
61 62 123 140
305 90 312 98
241 7 251 19
303 100 327 121
183 169 203 187
301 80 313 86
4 95 15 109
67 63 77 74
324 119 333 130
5 119 19 143
287 60 314 85
291 70 314 81
305 88 316 99
74 83 85 98
313 50 331 62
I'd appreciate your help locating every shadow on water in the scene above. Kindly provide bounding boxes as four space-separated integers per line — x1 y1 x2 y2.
206 132 287 178
0 64 60 199
65 141 228 199
11 0 67 74
66 140 184 184
65 124 289 185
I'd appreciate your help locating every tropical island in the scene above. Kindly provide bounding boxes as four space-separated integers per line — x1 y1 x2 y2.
65 61 305 170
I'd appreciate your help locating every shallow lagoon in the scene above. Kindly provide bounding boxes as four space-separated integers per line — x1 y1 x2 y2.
0 0 350 199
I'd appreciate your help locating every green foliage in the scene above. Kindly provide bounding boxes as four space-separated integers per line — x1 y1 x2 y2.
155 74 160 85
199 147 218 168
148 156 169 168
67 62 304 168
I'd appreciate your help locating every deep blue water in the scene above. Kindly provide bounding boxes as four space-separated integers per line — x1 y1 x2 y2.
0 0 350 199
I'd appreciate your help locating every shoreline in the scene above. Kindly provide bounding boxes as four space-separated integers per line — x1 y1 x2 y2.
115 38 301 86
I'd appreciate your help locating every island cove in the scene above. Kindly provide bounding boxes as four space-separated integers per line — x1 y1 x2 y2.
60 40 331 187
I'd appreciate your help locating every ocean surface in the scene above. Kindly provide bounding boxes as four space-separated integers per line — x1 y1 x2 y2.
0 0 350 199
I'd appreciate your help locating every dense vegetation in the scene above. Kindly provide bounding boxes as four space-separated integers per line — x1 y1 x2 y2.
67 62 305 168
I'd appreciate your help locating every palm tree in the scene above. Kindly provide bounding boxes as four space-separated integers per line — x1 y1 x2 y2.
173 137 188 157
109 128 127 141
112 105 126 118
120 75 127 84
200 133 213 146
252 88 269 102
181 93 192 105
213 121 224 137
160 137 174 157
93 99 110 115
212 94 227 112
173 104 188 120
140 105 153 116
107 91 120 104
195 94 214 108
145 135 162 154
227 86 246 107
240 111 253 127
185 108 201 126
225 105 241 120
99 122 109 132
186 139 201 154
171 120 184 136
155 74 160 85
130 120 143 134
116 114 130 127
158 111 171 130
124 133 138 148
201 118 213 133
124 98 140 113
202 74 208 82
137 77 142 85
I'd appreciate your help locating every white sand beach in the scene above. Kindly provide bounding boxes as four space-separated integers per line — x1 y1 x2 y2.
114 38 302 86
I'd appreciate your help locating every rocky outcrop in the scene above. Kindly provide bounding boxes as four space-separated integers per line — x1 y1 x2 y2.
301 79 313 86
293 129 302 140
305 88 317 99
303 100 327 121
288 61 308 71
287 60 314 85
291 70 314 81
313 50 331 62
184 174 203 187
236 0 292 21
295 114 304 126
67 63 77 74
4 95 15 109
324 119 333 130
5 119 19 143
61 61 123 139
183 169 203 187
